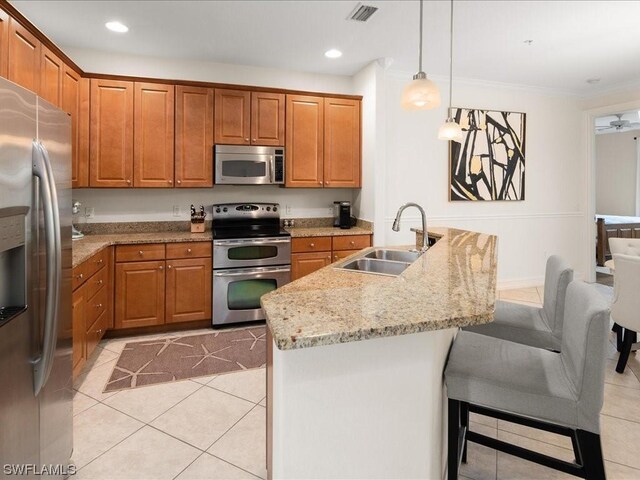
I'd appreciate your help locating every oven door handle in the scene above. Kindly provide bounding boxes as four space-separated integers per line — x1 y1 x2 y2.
213 238 291 246
214 267 291 277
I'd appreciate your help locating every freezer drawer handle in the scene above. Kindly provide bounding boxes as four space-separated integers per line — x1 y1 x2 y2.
32 141 62 396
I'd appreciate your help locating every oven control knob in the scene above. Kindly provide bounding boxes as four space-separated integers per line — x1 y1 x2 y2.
266 206 271 211
273 206 278 212
215 208 221 213
223 207 228 212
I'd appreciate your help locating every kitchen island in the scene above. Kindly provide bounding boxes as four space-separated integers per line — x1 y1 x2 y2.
261 227 498 480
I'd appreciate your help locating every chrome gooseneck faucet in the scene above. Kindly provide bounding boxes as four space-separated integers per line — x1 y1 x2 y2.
392 202 429 252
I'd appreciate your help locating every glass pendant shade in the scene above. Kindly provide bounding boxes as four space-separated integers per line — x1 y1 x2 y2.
438 118 463 141
401 75 441 111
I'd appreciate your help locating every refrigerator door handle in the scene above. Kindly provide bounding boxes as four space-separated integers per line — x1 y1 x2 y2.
31 140 62 396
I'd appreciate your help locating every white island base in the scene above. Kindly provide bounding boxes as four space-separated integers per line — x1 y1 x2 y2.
267 328 456 480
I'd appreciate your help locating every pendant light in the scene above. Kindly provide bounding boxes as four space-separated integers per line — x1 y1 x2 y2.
401 0 441 110
438 0 462 141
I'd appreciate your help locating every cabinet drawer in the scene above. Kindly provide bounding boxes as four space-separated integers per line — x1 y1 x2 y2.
332 249 361 262
291 236 331 253
332 235 371 251
116 243 165 262
85 309 108 360
72 263 87 291
166 241 211 259
85 266 108 300
85 247 109 278
85 285 108 328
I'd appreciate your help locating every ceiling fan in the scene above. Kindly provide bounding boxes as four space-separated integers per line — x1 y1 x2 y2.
596 113 640 131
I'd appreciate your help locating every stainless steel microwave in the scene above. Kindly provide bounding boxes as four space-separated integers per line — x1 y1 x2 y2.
214 145 285 185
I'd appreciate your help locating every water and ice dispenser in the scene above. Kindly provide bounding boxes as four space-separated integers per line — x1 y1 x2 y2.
0 207 28 328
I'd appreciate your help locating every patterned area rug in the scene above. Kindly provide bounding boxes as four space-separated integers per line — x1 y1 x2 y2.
103 326 266 392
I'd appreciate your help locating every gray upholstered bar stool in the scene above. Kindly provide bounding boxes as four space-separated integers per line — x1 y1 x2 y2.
445 281 610 480
465 255 573 351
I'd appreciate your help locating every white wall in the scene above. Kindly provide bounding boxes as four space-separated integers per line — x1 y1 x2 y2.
68 48 357 222
595 130 638 216
379 72 586 287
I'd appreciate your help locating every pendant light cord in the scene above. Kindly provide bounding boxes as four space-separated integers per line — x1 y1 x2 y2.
448 0 454 119
418 0 423 73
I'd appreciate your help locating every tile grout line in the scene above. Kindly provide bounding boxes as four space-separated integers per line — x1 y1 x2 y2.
201 380 265 406
171 451 208 480
205 402 263 453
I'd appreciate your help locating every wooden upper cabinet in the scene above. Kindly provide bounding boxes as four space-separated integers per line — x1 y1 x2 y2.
175 85 214 187
0 9 9 78
214 88 250 145
285 95 324 188
324 97 361 188
89 79 134 187
63 68 89 188
115 260 165 329
166 257 212 323
251 92 285 146
39 45 62 106
7 18 40 93
134 82 175 187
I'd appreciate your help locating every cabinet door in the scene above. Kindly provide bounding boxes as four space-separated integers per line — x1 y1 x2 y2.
0 9 9 78
134 82 175 187
291 252 332 281
7 18 40 92
166 257 212 323
214 88 250 145
62 67 89 188
285 95 324 187
89 79 134 187
251 92 285 146
39 45 62 106
324 98 361 188
115 261 165 329
72 285 86 377
175 86 214 187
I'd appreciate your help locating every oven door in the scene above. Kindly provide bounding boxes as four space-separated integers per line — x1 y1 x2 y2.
215 153 274 185
212 266 290 326
213 237 291 269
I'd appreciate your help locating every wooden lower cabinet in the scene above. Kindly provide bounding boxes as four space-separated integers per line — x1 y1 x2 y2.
72 247 113 379
166 257 212 324
115 260 165 329
72 284 86 377
291 251 332 280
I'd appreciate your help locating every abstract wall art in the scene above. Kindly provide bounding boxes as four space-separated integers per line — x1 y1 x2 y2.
449 108 526 201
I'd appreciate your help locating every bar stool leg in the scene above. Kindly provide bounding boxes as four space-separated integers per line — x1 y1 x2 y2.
461 402 469 464
448 399 461 480
575 430 606 480
616 329 636 374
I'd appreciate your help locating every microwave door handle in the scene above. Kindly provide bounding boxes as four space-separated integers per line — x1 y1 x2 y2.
269 156 274 183
32 141 62 396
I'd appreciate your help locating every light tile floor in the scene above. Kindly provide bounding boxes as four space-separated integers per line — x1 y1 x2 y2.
72 286 640 480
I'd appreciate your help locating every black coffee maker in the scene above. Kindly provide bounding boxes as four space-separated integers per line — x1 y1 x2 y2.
333 201 352 229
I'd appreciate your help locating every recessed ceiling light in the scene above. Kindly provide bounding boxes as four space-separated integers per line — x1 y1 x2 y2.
586 78 601 84
324 49 343 59
105 21 128 33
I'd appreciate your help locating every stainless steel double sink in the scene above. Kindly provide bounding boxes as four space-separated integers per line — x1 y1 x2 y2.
336 248 423 277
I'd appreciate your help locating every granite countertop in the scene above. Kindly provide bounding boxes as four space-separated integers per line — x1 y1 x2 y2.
72 231 212 268
261 227 498 351
285 226 373 238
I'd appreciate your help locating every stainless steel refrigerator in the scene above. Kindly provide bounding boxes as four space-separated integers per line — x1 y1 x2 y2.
0 78 72 477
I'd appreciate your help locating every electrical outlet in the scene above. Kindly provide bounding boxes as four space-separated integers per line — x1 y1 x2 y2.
285 205 292 215
84 207 94 218
173 205 181 217
327 207 334 216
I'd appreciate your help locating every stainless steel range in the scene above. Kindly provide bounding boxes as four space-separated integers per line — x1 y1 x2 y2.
212 203 291 327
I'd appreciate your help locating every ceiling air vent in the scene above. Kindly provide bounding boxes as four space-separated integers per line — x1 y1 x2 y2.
348 3 378 22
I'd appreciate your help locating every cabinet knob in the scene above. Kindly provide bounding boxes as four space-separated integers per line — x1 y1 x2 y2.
350 241 355 246
126 179 131 184
310 243 315 248
159 265 164 270
177 180 181 185
168 180 172 184
325 181 329 185
77 273 83 280
97 259 103 264
327 256 331 260
334 255 338 260
252 138 256 142
138 250 144 256
168 265 172 269
318 181 322 185
245 138 249 142
97 280 103 285
187 248 192 253
95 303 102 309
